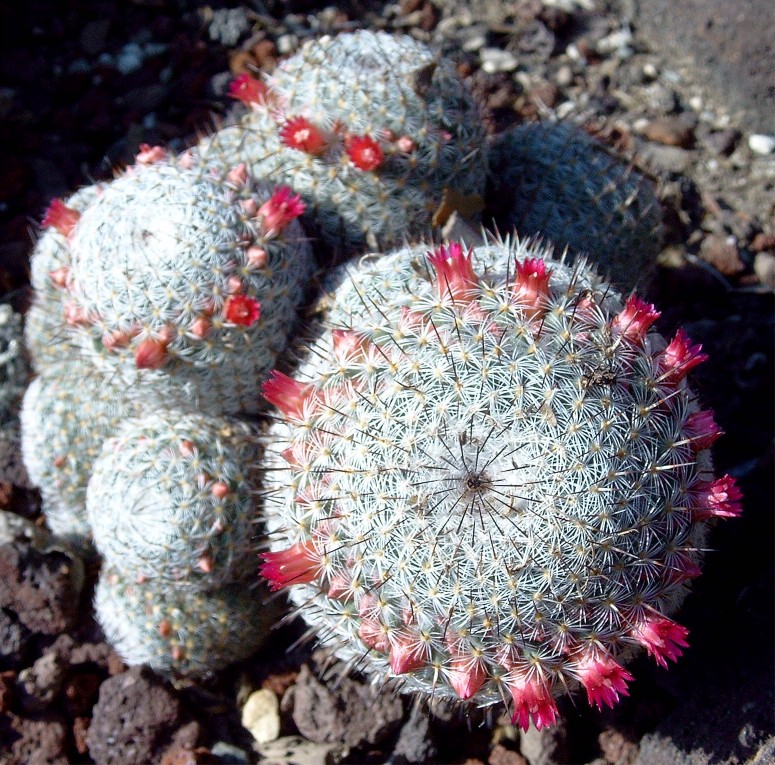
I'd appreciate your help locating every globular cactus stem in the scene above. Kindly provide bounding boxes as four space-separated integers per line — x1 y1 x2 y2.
258 237 741 730
196 30 487 255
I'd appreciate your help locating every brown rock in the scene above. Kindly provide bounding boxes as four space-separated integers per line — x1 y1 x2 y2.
262 669 299 697
0 540 80 635
291 663 403 749
752 232 775 252
418 1 441 32
528 82 559 108
642 117 695 148
87 667 185 765
15 651 66 712
161 746 212 765
73 716 90 755
0 712 69 765
754 252 775 288
252 39 277 71
489 744 529 765
700 233 745 276
599 728 638 765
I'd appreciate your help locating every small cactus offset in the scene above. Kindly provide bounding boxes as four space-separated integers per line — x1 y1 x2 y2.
95 564 276 679
26 183 104 372
20 364 139 544
88 408 263 588
0 304 32 486
197 30 486 254
44 149 313 415
259 238 741 729
486 122 663 291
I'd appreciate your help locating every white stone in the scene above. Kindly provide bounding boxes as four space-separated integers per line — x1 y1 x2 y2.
749 134 775 155
241 689 281 745
480 48 519 73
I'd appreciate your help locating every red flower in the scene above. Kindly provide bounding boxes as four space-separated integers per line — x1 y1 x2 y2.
346 134 384 171
42 199 81 237
631 615 689 669
428 242 478 302
260 541 320 591
262 370 317 421
228 73 267 106
574 652 633 711
691 474 743 520
279 116 328 154
506 674 559 731
659 328 708 382
223 295 261 326
257 186 305 238
684 409 722 451
612 295 661 342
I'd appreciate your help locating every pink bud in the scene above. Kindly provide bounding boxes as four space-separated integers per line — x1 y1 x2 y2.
427 242 478 302
226 163 248 186
446 653 487 701
241 198 259 217
42 199 81 237
659 328 708 382
134 338 169 369
48 267 69 289
190 317 210 338
388 631 426 675
358 619 390 653
179 440 195 457
63 301 90 326
246 246 268 267
135 144 167 165
258 187 305 238
511 257 552 320
226 275 243 294
397 135 416 153
211 481 229 499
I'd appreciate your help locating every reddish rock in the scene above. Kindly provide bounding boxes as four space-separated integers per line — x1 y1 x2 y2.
0 712 69 765
0 541 80 635
642 117 695 148
752 232 775 252
700 233 745 276
73 716 90 755
0 670 16 713
63 671 102 716
87 667 185 765
599 728 638 764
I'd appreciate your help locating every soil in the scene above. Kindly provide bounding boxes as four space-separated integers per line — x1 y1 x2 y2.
0 1 772 764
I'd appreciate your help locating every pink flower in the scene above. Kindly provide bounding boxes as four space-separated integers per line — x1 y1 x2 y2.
506 674 559 731
612 295 661 342
346 134 384 171
659 328 708 382
631 615 689 669
42 199 81 237
223 294 261 326
511 257 553 320
427 242 478 302
228 73 267 106
358 619 390 653
262 370 317 421
691 475 743 520
260 541 320 591
258 186 305 238
684 409 722 451
135 144 167 165
279 116 328 155
575 653 633 711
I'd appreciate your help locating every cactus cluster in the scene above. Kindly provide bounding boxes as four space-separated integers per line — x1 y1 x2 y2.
259 238 741 728
14 25 736 726
196 30 487 255
486 122 663 291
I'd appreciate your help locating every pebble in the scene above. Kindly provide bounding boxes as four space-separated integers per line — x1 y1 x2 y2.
255 735 341 765
748 134 775 155
480 48 519 73
211 741 250 763
699 233 745 276
639 142 692 173
700 128 740 156
754 252 775 289
642 116 695 147
115 43 144 75
276 34 298 55
241 688 281 745
555 64 573 87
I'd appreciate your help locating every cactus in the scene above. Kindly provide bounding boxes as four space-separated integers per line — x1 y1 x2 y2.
196 30 486 255
95 564 275 679
259 238 741 729
88 408 262 588
44 150 313 416
26 183 104 372
486 122 663 291
20 364 139 544
0 305 31 486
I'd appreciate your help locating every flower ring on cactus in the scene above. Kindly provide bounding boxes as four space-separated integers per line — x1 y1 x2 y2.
260 237 741 730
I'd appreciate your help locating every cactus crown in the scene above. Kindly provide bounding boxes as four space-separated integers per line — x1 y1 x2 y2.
260 238 741 729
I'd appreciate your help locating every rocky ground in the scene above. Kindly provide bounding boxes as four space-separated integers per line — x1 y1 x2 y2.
0 1 773 764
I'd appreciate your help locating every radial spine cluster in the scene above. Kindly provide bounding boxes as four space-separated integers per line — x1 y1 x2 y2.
260 238 741 729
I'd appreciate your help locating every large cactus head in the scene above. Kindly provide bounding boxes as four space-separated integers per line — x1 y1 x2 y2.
88 408 262 588
486 122 663 292
41 149 314 415
197 30 487 255
259 238 741 729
